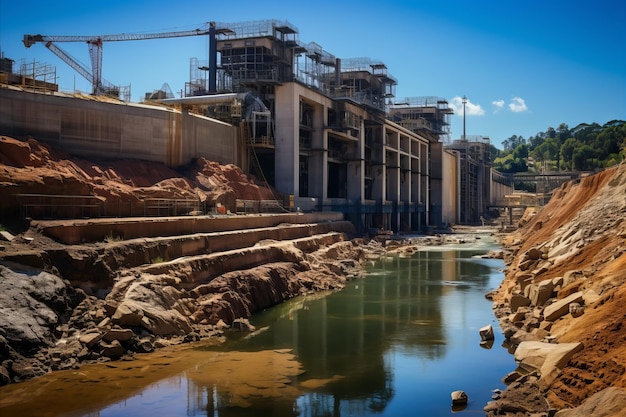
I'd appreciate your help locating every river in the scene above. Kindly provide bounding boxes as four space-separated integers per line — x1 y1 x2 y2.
0 236 514 417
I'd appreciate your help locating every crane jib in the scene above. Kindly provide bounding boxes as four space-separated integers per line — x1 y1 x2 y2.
22 23 229 97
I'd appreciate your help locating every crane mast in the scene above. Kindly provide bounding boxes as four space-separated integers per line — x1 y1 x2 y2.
23 22 230 98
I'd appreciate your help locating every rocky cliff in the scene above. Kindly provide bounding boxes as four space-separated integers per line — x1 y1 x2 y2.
490 162 626 415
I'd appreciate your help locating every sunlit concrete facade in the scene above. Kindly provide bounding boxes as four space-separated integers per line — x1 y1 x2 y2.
201 20 450 233
271 81 432 232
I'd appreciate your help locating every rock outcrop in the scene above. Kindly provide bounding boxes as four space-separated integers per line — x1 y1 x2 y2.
0 233 375 385
488 162 626 415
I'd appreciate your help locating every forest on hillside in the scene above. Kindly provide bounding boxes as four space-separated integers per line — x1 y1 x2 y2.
491 120 626 174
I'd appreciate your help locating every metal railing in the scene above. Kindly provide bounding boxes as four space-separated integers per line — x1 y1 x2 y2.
16 194 104 219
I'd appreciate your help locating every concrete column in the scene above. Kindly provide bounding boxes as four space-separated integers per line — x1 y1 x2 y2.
309 101 326 200
346 117 363 202
274 84 299 196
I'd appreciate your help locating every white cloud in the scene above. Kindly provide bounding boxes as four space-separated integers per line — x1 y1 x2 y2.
450 96 485 116
508 97 528 113
492 99 505 113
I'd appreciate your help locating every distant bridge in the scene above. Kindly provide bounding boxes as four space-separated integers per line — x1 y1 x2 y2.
506 171 590 194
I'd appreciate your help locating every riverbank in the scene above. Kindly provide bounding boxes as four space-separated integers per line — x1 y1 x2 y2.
0 232 506 417
485 162 626 416
0 219 492 386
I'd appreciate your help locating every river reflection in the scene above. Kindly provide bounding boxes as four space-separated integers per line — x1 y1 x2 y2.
0 242 514 417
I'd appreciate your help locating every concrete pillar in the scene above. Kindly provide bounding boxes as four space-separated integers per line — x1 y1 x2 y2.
309 101 326 200
274 84 299 196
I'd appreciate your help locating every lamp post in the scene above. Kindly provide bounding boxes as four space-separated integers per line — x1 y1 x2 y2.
462 95 467 140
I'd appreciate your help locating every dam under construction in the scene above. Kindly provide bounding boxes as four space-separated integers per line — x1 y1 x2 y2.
1 19 521 234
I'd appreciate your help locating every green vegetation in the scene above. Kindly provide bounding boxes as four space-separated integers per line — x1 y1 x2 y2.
493 120 626 174
152 256 164 264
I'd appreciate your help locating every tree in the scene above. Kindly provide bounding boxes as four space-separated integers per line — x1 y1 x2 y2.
561 138 581 170
502 135 525 151
572 145 596 170
495 120 625 173
493 143 528 173
531 138 560 171
556 123 571 146
528 134 545 151
513 143 529 160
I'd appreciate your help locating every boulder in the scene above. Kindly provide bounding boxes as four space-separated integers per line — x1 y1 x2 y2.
510 293 531 312
232 318 256 332
516 274 534 292
451 390 468 406
518 259 537 271
0 265 83 349
529 279 554 307
103 328 135 342
109 275 193 336
514 341 583 385
111 303 144 327
509 309 528 323
99 339 125 358
543 292 584 322
479 324 495 341
79 332 103 348
510 329 541 345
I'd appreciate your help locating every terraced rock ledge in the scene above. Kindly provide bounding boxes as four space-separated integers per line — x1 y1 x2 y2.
0 212 376 384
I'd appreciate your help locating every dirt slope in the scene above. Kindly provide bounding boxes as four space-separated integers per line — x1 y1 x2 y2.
498 162 626 410
0 135 276 221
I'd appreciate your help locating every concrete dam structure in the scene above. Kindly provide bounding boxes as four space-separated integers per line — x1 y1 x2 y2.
0 86 238 167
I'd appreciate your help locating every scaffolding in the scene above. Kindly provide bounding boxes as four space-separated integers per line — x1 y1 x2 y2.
293 41 336 91
388 97 453 143
186 57 211 96
331 57 397 111
215 19 298 41
17 59 58 93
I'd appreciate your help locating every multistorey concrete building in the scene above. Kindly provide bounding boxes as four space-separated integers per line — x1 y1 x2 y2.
181 20 453 233
2 20 515 228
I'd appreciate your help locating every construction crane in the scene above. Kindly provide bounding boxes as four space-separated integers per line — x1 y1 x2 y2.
23 22 232 98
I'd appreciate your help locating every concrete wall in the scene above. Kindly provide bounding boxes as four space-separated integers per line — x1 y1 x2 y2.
442 149 459 225
490 168 514 205
0 87 236 166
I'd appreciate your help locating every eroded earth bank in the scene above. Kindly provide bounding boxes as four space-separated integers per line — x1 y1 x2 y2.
485 161 626 416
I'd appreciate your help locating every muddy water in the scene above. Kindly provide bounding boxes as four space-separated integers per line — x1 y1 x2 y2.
0 238 514 416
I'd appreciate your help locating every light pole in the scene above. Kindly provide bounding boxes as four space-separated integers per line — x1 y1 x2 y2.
462 95 467 140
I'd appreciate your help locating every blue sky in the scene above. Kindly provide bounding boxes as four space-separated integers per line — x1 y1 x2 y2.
1 0 624 149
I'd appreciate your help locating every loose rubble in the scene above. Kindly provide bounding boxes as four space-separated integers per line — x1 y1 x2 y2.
486 162 626 416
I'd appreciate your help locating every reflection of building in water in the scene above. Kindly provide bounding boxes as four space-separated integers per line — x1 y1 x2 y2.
264 250 447 415
179 249 495 416
439 249 459 296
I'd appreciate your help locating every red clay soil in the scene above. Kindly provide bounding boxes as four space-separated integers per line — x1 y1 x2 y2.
0 135 276 220
499 162 626 410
